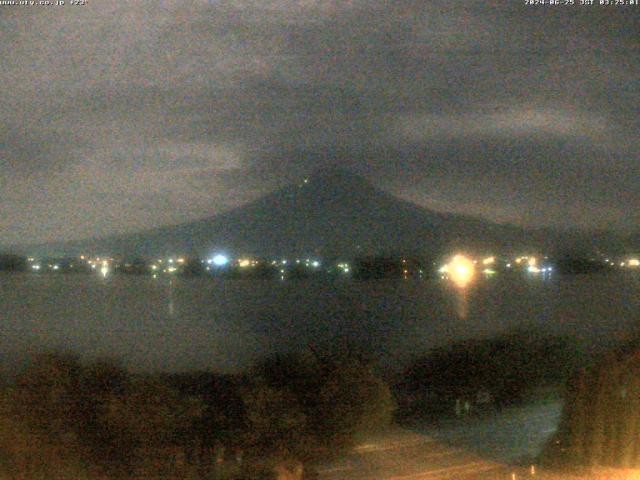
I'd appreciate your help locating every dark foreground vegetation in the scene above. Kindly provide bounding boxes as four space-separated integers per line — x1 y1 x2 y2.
397 331 586 421
0 331 586 479
0 351 394 479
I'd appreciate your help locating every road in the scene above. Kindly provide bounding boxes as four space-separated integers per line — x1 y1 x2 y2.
316 399 566 480
316 429 514 480
418 399 563 464
315 431 633 480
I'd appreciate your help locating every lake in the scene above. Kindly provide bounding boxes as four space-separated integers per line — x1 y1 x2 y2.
1 272 639 375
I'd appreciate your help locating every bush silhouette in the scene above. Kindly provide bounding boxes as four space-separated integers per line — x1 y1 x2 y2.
243 352 394 459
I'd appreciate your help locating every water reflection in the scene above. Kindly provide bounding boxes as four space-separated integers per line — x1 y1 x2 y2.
440 255 476 318
453 288 470 319
167 278 175 317
100 263 109 278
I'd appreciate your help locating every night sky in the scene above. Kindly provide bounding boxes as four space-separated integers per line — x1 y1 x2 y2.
1 1 639 246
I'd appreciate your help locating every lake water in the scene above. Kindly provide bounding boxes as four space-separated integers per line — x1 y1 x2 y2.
1 272 639 375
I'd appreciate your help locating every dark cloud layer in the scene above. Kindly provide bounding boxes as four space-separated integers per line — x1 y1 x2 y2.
1 0 639 245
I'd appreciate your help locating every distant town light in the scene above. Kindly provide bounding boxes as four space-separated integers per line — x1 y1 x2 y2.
628 258 640 267
238 259 251 268
446 254 475 288
482 256 495 265
32 264 41 271
212 254 229 266
312 260 320 268
528 257 537 267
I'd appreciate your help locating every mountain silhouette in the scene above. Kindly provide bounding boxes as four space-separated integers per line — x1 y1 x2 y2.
16 168 573 258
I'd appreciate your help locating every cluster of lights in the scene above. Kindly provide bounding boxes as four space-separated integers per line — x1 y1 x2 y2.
513 255 538 266
25 255 117 276
502 255 556 276
21 247 640 283
85 256 114 271
600 256 639 269
238 258 253 268
23 253 325 277
149 254 328 274
267 258 321 268
436 253 559 284
527 265 552 274
337 262 351 274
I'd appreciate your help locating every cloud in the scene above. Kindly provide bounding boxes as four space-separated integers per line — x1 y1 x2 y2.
393 106 612 142
0 0 638 245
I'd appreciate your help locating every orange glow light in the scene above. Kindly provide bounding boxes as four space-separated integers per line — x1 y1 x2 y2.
447 254 475 289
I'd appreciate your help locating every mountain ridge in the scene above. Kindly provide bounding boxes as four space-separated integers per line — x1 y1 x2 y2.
5 168 633 258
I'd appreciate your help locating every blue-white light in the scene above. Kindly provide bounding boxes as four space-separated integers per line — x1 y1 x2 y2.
212 254 229 266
